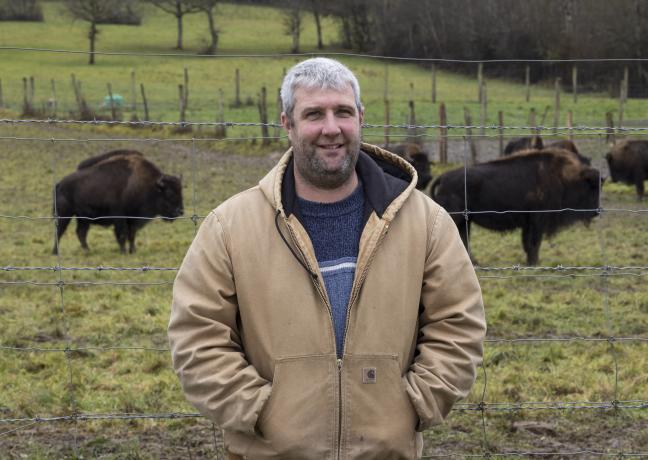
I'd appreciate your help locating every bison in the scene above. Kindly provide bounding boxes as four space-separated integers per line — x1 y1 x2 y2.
53 150 183 254
386 143 433 190
605 140 648 200
503 135 544 155
430 148 602 266
505 137 591 165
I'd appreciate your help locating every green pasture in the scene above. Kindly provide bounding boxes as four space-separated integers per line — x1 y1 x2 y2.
1 2 647 139
1 121 647 456
1 1 648 457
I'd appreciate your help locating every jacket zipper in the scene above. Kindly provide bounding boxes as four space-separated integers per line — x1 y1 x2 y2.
283 216 343 459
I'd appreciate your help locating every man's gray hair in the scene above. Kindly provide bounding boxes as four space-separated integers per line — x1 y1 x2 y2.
280 57 362 122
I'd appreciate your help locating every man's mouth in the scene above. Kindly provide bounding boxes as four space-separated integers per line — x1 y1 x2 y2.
318 143 344 150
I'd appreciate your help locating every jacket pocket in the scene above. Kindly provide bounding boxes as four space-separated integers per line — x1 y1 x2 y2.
341 354 418 460
251 354 337 459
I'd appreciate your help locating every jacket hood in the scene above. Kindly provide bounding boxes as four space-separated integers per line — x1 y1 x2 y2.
259 142 419 222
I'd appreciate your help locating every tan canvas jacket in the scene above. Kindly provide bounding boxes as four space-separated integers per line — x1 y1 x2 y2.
168 143 486 459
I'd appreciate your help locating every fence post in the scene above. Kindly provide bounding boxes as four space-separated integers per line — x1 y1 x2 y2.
567 110 573 141
553 77 561 134
619 72 628 136
50 79 57 118
275 87 282 141
130 69 137 111
0 78 4 108
498 110 504 156
29 76 35 109
140 83 149 122
540 105 551 131
606 111 615 145
529 107 537 135
178 84 186 126
107 83 117 121
525 64 530 102
431 63 437 103
384 98 390 147
464 107 477 165
408 97 418 144
234 68 241 107
258 86 270 145
22 77 31 115
439 102 448 164
480 81 487 136
572 65 578 103
477 62 483 103
184 67 189 113
216 88 226 138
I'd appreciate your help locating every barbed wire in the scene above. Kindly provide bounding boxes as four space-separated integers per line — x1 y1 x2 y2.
4 45 648 64
3 117 648 134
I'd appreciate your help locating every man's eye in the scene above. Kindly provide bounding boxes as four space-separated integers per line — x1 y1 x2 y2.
306 111 321 119
337 109 353 117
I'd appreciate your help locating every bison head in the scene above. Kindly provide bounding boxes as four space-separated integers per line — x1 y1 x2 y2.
155 174 184 221
409 153 433 190
605 152 626 183
563 166 602 226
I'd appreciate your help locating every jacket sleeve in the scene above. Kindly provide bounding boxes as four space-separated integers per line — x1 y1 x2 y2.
168 211 271 434
404 206 486 430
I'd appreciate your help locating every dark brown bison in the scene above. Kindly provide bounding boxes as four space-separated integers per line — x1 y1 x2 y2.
53 150 183 254
385 143 433 190
506 137 591 165
431 148 602 265
605 140 648 200
503 136 544 155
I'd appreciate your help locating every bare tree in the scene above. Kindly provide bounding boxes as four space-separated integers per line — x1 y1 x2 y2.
147 0 201 49
65 0 137 64
310 0 323 50
191 0 219 54
283 2 302 54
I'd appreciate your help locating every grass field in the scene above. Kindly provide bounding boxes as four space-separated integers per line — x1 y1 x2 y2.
1 2 648 458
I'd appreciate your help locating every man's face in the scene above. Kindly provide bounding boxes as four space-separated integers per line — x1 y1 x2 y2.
282 85 364 190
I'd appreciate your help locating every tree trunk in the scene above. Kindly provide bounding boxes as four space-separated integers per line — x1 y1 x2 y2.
88 21 97 65
206 8 218 54
175 2 183 50
313 9 322 49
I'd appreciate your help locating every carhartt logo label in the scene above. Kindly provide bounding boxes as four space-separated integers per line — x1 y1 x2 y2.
363 367 377 384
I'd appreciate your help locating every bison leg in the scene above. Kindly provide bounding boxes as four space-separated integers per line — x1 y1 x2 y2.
52 217 72 255
75 220 90 251
113 220 128 254
456 218 477 265
635 176 645 201
521 222 543 266
126 223 137 254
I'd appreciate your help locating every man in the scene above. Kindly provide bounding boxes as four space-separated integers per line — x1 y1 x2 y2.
168 58 486 459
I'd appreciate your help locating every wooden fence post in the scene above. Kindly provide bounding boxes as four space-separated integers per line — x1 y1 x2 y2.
383 98 390 146
477 63 483 103
0 78 4 108
553 77 561 134
140 83 149 122
431 63 437 103
130 69 137 111
234 68 241 107
567 110 573 141
216 88 226 138
540 105 551 131
408 98 418 143
107 83 117 121
529 107 537 135
606 111 615 145
498 110 504 156
464 107 477 165
275 87 282 141
178 84 186 126
480 81 487 136
184 67 189 112
439 102 448 164
258 86 270 145
50 79 57 118
525 64 530 102
29 76 35 109
619 71 628 135
572 65 578 103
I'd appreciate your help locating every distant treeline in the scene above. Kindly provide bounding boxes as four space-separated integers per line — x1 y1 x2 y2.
239 0 648 97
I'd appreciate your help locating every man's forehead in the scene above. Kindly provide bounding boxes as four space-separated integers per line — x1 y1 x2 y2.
293 85 356 107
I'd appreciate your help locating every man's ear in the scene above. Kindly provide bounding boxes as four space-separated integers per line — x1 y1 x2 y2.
358 106 365 125
281 112 291 132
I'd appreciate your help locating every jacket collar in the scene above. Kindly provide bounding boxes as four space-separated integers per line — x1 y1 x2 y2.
260 142 418 222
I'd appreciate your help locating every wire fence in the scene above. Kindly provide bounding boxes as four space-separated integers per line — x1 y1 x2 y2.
2 50 648 458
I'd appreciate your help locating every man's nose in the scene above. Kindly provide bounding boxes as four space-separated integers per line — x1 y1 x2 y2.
321 112 341 136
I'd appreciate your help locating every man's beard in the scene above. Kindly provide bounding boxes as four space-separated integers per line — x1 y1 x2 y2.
293 140 360 190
